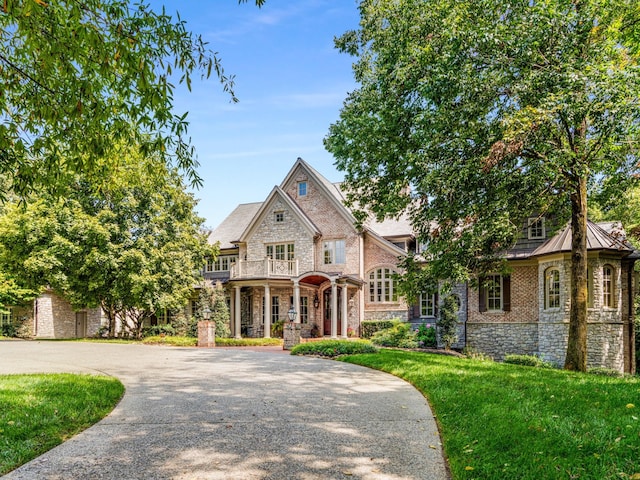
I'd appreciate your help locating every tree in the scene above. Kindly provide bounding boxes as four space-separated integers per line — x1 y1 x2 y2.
0 145 216 337
325 0 640 371
0 0 264 197
194 282 231 338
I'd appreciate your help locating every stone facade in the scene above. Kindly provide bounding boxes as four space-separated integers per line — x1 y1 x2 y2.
33 291 103 339
467 323 539 361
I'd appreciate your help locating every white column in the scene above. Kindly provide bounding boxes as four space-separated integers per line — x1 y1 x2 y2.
341 284 348 338
293 280 301 324
264 283 271 338
234 286 241 339
331 281 338 338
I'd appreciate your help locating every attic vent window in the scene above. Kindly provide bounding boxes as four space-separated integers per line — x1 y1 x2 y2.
528 217 545 240
298 181 307 197
275 211 284 223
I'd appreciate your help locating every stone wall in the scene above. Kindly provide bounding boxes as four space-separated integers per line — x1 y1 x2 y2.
466 322 539 361
34 292 102 339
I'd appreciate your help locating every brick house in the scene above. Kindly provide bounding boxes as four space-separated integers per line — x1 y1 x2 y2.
205 158 414 339
207 159 637 373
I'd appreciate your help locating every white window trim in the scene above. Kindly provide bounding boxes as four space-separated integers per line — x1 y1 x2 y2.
368 268 398 303
486 274 503 312
420 292 436 317
274 211 284 223
528 217 546 240
602 264 615 308
544 268 561 310
323 239 346 265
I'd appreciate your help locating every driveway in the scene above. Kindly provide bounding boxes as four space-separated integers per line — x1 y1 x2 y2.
0 341 448 480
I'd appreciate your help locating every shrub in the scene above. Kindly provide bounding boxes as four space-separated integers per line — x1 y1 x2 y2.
415 323 436 348
271 320 284 338
0 323 17 337
370 322 418 348
361 319 397 339
215 337 283 346
438 295 459 349
464 347 494 362
504 354 554 369
290 340 378 357
142 335 197 346
142 324 176 338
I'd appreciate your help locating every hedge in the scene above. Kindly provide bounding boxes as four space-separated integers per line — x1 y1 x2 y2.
361 320 398 339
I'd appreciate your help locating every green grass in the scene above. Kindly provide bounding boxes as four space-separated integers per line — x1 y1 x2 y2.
340 350 640 480
0 374 124 475
215 337 283 346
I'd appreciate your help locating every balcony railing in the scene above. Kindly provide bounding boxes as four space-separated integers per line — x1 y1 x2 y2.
230 259 298 279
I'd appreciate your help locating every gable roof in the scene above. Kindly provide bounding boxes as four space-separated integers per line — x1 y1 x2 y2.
531 220 635 257
208 202 263 250
238 186 320 242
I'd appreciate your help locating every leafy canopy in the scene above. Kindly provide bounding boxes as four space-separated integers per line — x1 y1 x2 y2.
326 0 640 283
0 0 263 197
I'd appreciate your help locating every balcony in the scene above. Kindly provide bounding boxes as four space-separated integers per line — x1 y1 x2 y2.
230 259 299 279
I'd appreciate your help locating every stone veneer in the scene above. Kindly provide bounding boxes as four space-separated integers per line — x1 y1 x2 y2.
34 291 102 339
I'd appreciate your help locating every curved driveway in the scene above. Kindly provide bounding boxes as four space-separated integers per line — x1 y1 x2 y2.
1 341 448 480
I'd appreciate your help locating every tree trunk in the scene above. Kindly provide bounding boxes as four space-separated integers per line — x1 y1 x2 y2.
564 175 588 371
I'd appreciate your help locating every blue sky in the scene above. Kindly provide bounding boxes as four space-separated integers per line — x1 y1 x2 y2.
152 0 361 228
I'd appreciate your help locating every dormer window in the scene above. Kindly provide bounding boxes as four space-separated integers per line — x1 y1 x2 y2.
528 217 545 240
275 211 284 223
298 181 307 197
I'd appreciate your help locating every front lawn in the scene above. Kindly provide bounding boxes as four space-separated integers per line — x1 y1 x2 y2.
341 350 640 480
0 374 124 475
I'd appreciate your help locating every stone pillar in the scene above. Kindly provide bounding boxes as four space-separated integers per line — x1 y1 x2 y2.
283 322 301 350
264 283 271 338
197 321 216 347
293 280 301 324
234 286 241 339
341 284 348 338
331 281 338 339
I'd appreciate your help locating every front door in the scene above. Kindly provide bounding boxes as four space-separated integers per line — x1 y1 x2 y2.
75 312 87 338
323 289 342 336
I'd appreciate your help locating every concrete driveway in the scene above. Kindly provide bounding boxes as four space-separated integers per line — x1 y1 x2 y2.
0 341 448 480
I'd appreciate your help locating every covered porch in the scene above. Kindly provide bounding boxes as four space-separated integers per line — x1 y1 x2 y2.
227 272 362 339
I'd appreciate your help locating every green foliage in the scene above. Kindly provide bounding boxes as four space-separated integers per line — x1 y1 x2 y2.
141 335 197 347
0 323 17 338
361 319 397 339
342 349 640 480
142 324 176 338
370 322 418 348
438 295 459 350
0 148 214 338
504 354 554 369
415 323 436 348
271 320 285 339
0 374 123 475
215 337 283 347
325 0 640 371
0 0 264 197
194 283 231 338
290 340 378 357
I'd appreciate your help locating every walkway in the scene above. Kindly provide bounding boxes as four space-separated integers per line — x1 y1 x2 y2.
0 341 448 479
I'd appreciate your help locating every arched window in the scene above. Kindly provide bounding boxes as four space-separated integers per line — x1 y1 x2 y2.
544 268 561 309
603 265 615 308
368 268 397 303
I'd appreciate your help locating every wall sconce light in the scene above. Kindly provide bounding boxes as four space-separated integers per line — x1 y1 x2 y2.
313 293 320 309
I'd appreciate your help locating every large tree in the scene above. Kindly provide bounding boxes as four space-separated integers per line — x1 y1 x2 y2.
0 0 263 197
0 145 215 337
325 0 640 371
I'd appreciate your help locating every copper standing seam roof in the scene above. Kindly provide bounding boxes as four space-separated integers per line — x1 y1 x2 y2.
531 220 635 257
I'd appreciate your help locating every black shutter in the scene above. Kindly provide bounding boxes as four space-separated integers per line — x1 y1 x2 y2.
478 277 487 312
503 276 511 312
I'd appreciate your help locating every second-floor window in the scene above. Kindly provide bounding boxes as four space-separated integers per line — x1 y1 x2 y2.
323 239 346 264
298 181 307 196
274 211 284 223
528 217 545 239
420 292 436 317
603 264 615 308
368 268 398 302
266 243 295 261
479 274 511 312
205 255 237 272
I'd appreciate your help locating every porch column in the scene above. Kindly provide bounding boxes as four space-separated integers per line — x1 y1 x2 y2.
234 286 241 339
341 284 348 338
293 280 301 324
264 283 271 338
331 280 338 338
